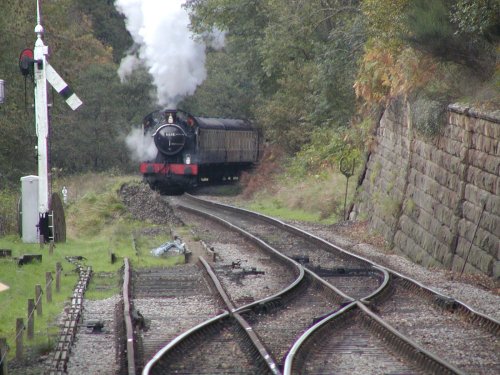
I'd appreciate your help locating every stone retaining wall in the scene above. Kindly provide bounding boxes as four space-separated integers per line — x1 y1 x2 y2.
356 99 499 279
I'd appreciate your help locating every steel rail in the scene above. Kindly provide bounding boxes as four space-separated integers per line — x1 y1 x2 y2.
177 203 308 313
123 258 136 375
178 202 363 313
141 311 230 375
355 301 467 375
142 253 286 375
359 265 391 302
199 256 281 374
283 301 467 375
182 194 500 329
142 198 356 375
178 197 388 308
283 302 357 374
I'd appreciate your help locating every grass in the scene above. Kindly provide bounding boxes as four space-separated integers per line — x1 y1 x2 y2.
0 166 361 362
0 237 80 359
243 169 359 224
0 173 186 362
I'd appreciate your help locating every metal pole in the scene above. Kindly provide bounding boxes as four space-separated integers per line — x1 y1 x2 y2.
344 177 349 221
33 0 50 218
460 201 486 276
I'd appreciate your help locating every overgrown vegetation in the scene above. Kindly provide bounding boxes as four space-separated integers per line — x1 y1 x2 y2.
0 1 154 188
184 0 498 186
0 0 497 233
0 174 184 362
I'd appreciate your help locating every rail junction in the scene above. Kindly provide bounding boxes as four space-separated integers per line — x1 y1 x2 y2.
115 194 500 374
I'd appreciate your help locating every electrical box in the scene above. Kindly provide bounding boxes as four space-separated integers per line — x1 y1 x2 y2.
21 175 39 243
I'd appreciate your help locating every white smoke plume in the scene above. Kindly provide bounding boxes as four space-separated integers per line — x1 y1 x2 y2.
115 0 208 107
117 55 141 80
125 128 157 162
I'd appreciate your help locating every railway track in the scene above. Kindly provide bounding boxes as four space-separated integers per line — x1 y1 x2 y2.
164 194 500 374
119 193 499 374
131 264 223 372
142 257 281 374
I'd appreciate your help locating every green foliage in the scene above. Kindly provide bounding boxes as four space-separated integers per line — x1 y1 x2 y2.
451 0 500 41
403 0 497 77
51 63 154 174
186 0 365 155
76 0 133 63
356 0 498 108
180 50 258 119
0 0 155 188
288 118 369 177
0 248 80 360
361 0 410 42
0 173 191 360
246 168 358 223
0 189 19 235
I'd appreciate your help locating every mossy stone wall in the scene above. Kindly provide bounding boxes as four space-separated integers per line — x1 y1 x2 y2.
356 100 499 279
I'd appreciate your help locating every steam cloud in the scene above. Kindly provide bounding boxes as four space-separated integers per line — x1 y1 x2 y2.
115 0 208 108
125 128 157 162
116 0 225 162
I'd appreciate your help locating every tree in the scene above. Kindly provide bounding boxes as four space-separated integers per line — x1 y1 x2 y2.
185 0 365 152
0 0 155 187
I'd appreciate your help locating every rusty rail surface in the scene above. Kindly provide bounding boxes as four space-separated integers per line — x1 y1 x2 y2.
123 258 136 375
199 256 281 374
182 194 500 329
284 301 467 375
141 254 283 374
178 194 500 374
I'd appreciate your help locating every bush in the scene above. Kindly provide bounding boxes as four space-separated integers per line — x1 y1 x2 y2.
0 189 19 235
411 95 447 136
404 0 497 77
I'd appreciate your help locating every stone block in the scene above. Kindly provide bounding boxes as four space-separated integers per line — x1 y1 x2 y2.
467 166 496 194
472 133 493 154
468 246 494 274
475 229 499 257
480 211 500 237
455 236 471 258
493 261 500 280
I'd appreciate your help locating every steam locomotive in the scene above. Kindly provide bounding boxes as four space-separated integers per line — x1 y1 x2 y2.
139 109 259 194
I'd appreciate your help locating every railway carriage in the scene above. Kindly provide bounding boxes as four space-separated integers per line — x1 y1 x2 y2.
140 109 259 194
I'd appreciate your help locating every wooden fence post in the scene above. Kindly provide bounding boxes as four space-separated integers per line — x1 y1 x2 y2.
35 285 42 316
46 272 52 303
27 299 34 339
15 319 23 360
0 337 8 375
56 262 62 293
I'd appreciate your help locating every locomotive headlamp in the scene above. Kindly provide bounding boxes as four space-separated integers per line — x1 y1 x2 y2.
185 154 191 165
168 114 174 124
